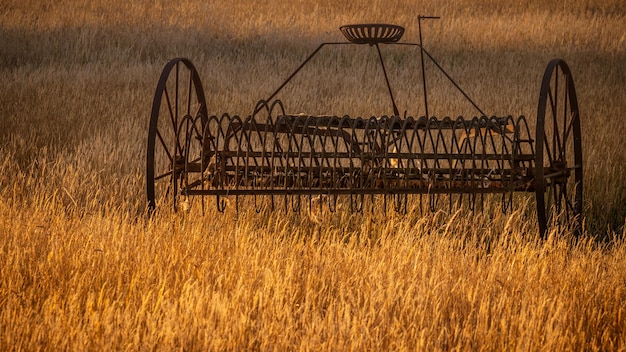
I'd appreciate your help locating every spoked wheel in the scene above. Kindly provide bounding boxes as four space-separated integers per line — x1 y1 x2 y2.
535 59 583 236
147 58 208 212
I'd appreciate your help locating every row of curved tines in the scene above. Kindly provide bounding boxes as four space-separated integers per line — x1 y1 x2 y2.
199 100 535 194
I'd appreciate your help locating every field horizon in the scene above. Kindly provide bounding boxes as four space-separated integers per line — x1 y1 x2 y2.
1 0 625 350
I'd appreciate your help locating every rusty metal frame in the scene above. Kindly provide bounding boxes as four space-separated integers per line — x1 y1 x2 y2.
146 20 583 237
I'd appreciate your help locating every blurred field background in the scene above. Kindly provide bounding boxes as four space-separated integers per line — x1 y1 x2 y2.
1 0 625 350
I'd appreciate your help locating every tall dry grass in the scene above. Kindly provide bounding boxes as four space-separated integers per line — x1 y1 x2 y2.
1 0 625 350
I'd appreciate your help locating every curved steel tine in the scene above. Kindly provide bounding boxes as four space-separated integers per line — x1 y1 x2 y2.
522 115 535 156
454 117 467 206
349 194 354 213
259 112 271 181
253 99 275 178
399 117 412 182
241 116 251 189
393 194 406 213
380 116 390 188
383 193 387 212
253 99 270 117
285 116 297 191
254 194 260 213
329 116 341 193
348 193 356 214
301 116 314 191
313 119 324 190
503 116 516 202
362 117 377 189
319 194 324 214
392 193 399 213
436 117 452 213
251 115 266 185
468 117 479 201
217 195 227 213
291 194 297 212
398 117 413 188
469 190 476 213
269 116 281 194
417 194 423 215
218 113 233 191
429 193 437 212
228 114 243 188
338 116 354 191
403 194 408 214
357 194 364 213
328 193 337 213
298 116 311 190
487 117 501 174
327 116 340 193
270 99 286 117
478 117 489 211
501 191 512 214
426 116 438 169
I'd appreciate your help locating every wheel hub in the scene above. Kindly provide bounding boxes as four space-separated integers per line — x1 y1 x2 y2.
551 161 570 183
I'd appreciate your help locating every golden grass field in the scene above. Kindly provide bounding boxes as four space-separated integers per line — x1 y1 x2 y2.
1 0 626 350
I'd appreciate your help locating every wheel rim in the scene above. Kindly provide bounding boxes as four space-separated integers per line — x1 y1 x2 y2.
147 58 207 212
535 59 583 236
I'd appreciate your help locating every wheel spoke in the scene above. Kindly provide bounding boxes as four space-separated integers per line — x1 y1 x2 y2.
553 182 561 215
543 131 554 163
164 181 171 198
563 111 576 146
163 86 184 156
561 183 574 222
195 103 204 119
163 86 176 132
155 169 173 181
187 156 202 164
549 87 563 162
156 129 173 163
569 164 582 171
191 120 203 141
563 184 576 214
546 183 555 223
547 80 558 159
563 189 571 223
547 86 556 120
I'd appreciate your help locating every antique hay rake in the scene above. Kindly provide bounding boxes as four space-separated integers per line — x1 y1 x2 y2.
147 19 583 236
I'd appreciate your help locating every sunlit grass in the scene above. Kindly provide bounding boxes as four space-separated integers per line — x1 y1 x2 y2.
1 0 625 349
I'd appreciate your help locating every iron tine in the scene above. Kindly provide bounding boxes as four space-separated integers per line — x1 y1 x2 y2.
217 195 226 213
254 194 261 214
292 194 300 213
383 193 388 213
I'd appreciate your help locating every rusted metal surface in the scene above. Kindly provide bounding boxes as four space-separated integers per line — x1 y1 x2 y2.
339 24 405 44
192 102 534 195
147 19 583 236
